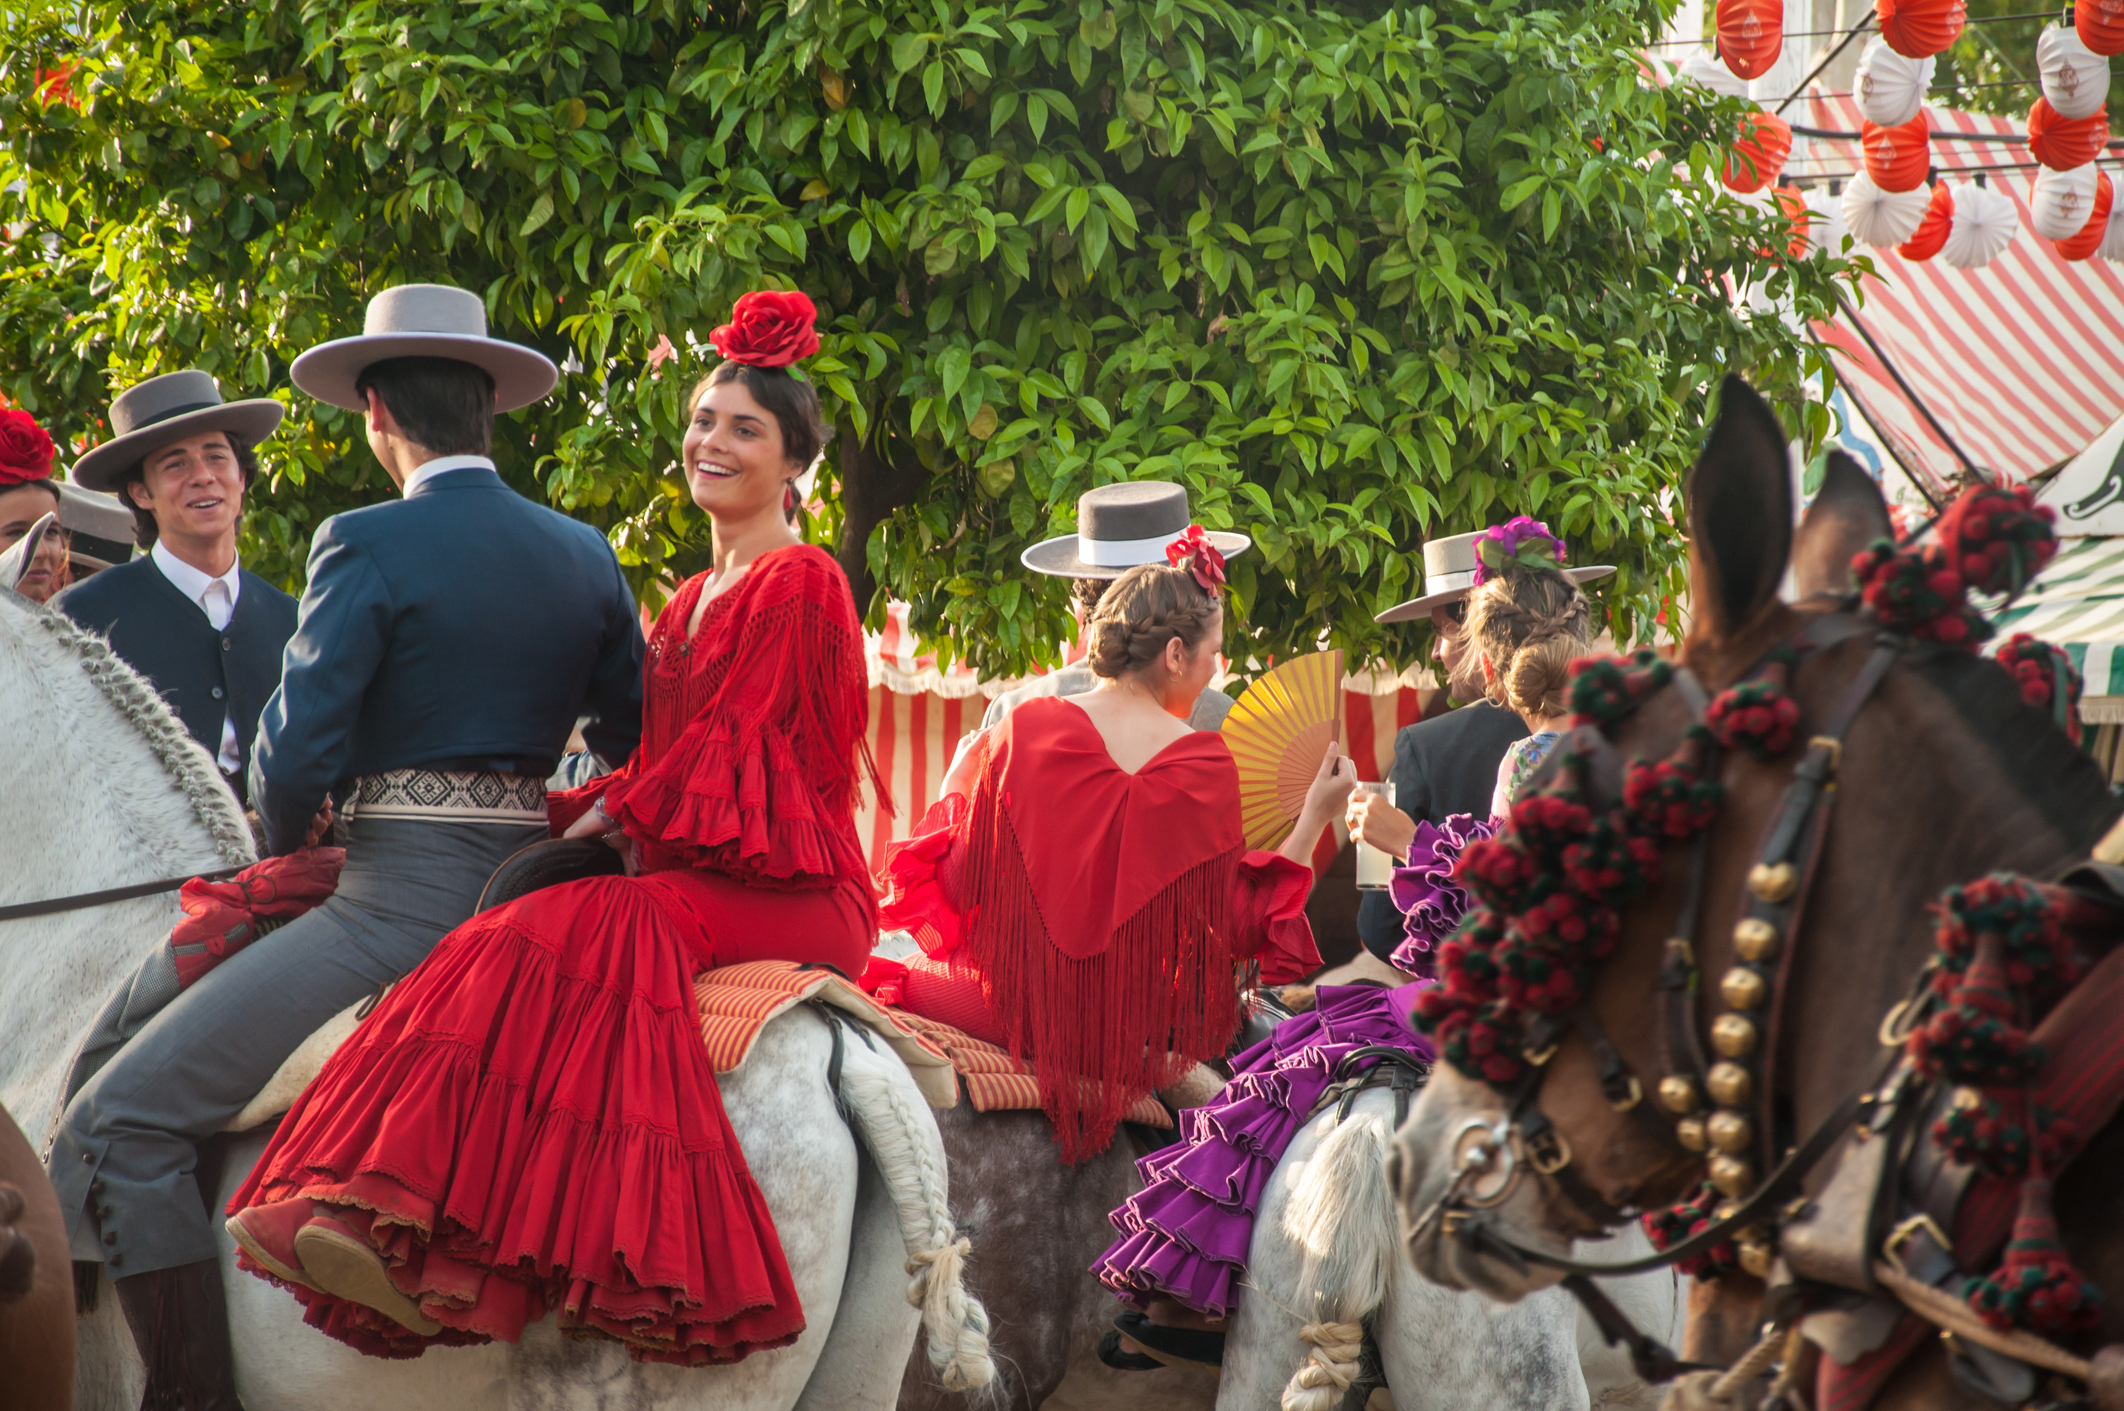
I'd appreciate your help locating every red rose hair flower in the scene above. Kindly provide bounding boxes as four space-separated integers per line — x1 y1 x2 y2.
707 290 822 368
1165 525 1227 594
0 409 56 488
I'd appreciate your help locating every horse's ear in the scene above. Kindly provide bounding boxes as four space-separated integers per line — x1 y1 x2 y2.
1687 377 1793 643
1789 451 1892 599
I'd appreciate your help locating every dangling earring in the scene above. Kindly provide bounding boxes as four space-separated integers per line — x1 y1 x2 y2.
783 480 797 517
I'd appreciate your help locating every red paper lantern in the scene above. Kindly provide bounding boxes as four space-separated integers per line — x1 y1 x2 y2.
1777 186 1813 258
2028 97 2110 170
1723 111 1794 193
1863 114 1932 192
1897 183 1955 260
1877 0 1967 59
2058 172 2116 259
2078 0 2124 59
1718 0 1784 80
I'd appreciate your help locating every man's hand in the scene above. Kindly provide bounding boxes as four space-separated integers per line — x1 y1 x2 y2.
303 801 335 850
1347 790 1417 861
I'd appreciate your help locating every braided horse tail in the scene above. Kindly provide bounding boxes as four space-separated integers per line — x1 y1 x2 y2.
1280 1104 1398 1411
832 1029 996 1392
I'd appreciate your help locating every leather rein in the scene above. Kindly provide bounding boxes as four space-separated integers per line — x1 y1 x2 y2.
1410 608 1907 1380
0 866 244 924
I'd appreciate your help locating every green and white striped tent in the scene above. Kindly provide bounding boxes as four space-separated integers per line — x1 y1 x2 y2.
1990 537 2124 724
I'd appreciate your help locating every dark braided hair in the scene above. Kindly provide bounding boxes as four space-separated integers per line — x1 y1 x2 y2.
1463 563 1592 718
1085 563 1219 680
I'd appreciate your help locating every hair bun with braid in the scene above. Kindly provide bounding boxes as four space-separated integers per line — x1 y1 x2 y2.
1085 563 1220 680
1464 562 1593 719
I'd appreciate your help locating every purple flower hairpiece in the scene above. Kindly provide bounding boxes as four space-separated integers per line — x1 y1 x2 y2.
1471 516 1567 586
1387 813 1495 978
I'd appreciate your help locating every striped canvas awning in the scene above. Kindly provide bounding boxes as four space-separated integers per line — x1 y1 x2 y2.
1989 536 2124 720
1794 93 2124 498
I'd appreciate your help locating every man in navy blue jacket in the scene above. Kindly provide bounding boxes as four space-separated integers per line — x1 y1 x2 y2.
50 284 645 1407
54 371 296 802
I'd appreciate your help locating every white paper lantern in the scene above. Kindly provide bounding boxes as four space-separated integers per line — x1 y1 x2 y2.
2039 26 2111 122
2099 199 2124 260
1804 185 1850 256
1842 172 1932 247
1855 38 1936 127
2031 162 2102 240
1676 47 1752 100
1938 182 2020 268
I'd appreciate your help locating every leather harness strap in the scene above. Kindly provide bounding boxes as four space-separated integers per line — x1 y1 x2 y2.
0 866 245 923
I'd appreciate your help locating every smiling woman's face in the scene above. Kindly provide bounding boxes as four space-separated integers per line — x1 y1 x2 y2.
0 481 66 602
680 378 792 522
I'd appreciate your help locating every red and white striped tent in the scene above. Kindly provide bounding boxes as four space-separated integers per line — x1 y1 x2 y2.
854 603 1436 872
1795 92 2124 500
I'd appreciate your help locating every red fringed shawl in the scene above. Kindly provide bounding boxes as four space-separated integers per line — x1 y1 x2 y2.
551 544 882 905
879 697 1316 1162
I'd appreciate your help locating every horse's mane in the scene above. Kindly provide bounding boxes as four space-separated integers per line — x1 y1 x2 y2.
9 592 254 869
1908 642 2121 853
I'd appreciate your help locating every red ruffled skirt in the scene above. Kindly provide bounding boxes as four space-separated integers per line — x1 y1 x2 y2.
227 867 863 1364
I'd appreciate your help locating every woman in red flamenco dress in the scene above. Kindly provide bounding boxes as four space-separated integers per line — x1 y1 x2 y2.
225 292 875 1365
867 544 1358 1166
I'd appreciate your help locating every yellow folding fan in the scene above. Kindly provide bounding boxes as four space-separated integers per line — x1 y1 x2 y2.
1220 649 1346 851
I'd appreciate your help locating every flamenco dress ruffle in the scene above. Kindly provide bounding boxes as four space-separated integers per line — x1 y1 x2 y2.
1092 985 1436 1317
229 555 879 1364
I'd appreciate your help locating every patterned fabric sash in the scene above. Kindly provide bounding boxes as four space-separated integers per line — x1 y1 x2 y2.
351 768 547 824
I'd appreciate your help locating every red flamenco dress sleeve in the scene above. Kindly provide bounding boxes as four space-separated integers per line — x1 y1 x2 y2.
548 755 635 836
870 770 1005 1042
1230 851 1320 985
602 547 878 888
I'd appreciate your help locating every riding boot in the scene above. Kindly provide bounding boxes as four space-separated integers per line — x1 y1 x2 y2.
114 1259 246 1411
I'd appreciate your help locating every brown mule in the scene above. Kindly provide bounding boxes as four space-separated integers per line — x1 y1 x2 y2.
1390 377 2124 1411
0 1107 73 1411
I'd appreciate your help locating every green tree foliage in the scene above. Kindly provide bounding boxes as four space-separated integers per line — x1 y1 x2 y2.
0 0 1851 676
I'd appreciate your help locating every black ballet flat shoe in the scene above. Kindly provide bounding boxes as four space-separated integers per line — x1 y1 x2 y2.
1097 1329 1166 1372
1108 1310 1225 1373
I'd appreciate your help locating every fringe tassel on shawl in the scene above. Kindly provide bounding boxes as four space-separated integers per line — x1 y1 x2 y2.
957 755 1247 1164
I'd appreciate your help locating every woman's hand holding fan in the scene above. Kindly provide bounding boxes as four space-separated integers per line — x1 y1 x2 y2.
1279 741 1360 864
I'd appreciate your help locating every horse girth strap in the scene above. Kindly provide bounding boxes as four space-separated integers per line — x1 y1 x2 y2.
0 867 245 923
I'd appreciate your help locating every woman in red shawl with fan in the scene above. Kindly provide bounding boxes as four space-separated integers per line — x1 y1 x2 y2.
869 533 1357 1165
225 291 875 1365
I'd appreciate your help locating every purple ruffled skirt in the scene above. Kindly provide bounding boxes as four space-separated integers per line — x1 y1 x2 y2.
1091 984 1435 1316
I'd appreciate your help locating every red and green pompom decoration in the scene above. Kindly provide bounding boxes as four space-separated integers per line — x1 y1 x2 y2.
1623 730 1725 839
1937 484 2058 599
1568 649 1673 729
1995 633 2082 745
1852 540 1992 646
1932 1092 2074 1178
1706 677 1801 759
1966 1178 2103 1336
1641 1183 1742 1280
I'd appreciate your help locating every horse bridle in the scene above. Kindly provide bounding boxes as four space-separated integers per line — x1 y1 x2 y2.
0 866 245 923
1411 607 1909 1379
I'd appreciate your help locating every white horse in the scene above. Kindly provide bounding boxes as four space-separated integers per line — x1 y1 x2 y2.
1218 1086 1682 1411
0 588 991 1411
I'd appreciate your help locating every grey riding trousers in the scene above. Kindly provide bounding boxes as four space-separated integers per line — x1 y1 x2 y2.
47 812 542 1276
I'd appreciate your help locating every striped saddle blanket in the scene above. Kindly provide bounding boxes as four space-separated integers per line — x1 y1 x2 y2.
695 960 1172 1128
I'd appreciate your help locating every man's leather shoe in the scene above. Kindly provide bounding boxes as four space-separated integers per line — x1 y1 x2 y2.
293 1216 442 1336
224 1199 319 1291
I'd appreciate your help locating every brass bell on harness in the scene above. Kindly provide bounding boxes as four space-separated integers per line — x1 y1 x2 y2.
1676 1116 1708 1152
1707 1061 1753 1107
1658 1074 1702 1115
1736 1236 1776 1279
1719 966 1767 1011
1706 1110 1753 1154
1711 1013 1758 1058
1748 862 1798 904
1709 1153 1755 1198
1732 918 1780 963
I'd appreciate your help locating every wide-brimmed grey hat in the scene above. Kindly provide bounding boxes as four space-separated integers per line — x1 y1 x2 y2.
70 370 285 494
1021 481 1251 579
57 481 135 569
292 283 559 413
1375 529 1614 624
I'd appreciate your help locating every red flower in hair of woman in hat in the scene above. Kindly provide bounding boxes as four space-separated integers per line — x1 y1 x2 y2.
1166 524 1227 594
0 408 55 487
707 290 821 368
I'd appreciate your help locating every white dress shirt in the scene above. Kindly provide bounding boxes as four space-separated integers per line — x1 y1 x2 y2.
150 539 244 773
402 453 496 497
